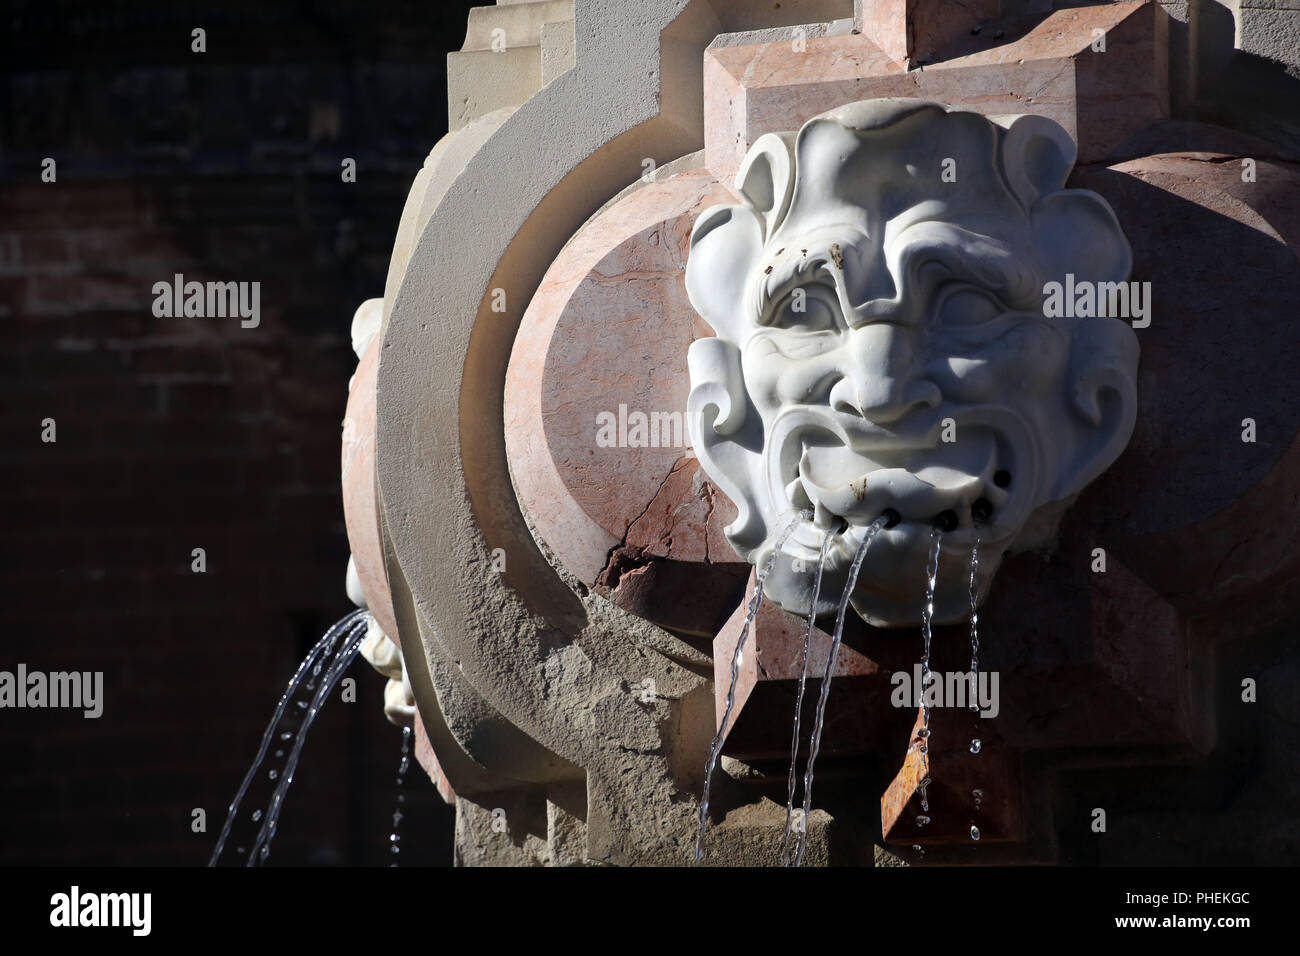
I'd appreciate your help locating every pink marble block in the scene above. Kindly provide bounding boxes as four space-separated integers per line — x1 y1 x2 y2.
506 166 760 635
856 0 1002 66
705 0 1169 186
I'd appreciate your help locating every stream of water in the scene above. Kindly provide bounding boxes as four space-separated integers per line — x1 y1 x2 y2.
389 725 412 866
779 530 835 866
245 621 370 865
914 529 942 828
694 511 808 864
791 513 891 867
209 608 369 866
968 539 983 840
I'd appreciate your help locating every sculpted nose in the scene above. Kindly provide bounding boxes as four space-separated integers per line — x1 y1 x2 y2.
829 324 941 424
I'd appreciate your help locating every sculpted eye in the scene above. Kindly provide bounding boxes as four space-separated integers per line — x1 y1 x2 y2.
934 286 1003 328
770 288 837 333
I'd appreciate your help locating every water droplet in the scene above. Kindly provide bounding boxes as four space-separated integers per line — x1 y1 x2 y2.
389 833 400 843
917 727 930 738
280 732 291 740
911 844 921 852
918 744 928 755
916 814 930 827
970 825 981 841
390 845 400 855
969 738 982 754
274 749 284 758
972 789 984 800
251 809 262 822
268 769 278 780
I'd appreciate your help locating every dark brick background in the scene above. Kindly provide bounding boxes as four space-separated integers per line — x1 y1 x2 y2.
0 0 479 865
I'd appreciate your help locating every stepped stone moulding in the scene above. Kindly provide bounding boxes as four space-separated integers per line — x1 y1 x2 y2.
685 99 1141 626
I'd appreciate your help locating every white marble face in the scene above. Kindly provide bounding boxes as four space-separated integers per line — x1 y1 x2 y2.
685 100 1140 627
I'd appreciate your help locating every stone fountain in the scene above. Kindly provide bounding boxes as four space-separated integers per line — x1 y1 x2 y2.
339 0 1300 865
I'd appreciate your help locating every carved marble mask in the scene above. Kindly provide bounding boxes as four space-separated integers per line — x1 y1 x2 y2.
685 100 1140 627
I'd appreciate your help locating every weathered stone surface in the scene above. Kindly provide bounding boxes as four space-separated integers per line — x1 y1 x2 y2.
447 0 576 131
593 455 749 638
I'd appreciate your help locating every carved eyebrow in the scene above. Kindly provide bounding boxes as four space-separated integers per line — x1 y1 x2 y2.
749 248 835 326
750 223 874 325
874 224 1042 314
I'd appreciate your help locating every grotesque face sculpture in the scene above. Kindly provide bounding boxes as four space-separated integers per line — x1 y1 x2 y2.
686 100 1139 626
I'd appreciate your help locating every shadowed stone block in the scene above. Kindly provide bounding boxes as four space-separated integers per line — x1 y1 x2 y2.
881 705 1020 846
713 571 880 759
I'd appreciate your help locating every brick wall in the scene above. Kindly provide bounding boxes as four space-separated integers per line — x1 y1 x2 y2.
0 0 475 865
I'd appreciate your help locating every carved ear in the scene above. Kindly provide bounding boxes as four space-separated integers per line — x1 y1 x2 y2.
685 202 764 343
734 132 796 240
1053 317 1140 502
687 337 766 554
1032 188 1133 285
992 114 1077 209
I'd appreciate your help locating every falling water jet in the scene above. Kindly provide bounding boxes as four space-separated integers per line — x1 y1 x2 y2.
919 528 942 743
910 528 943 831
389 725 412 866
966 539 988 842
694 511 809 865
245 618 372 865
779 529 836 866
209 608 368 866
792 510 893 867
968 538 981 711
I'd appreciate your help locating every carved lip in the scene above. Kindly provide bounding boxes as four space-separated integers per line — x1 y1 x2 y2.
766 407 1037 565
